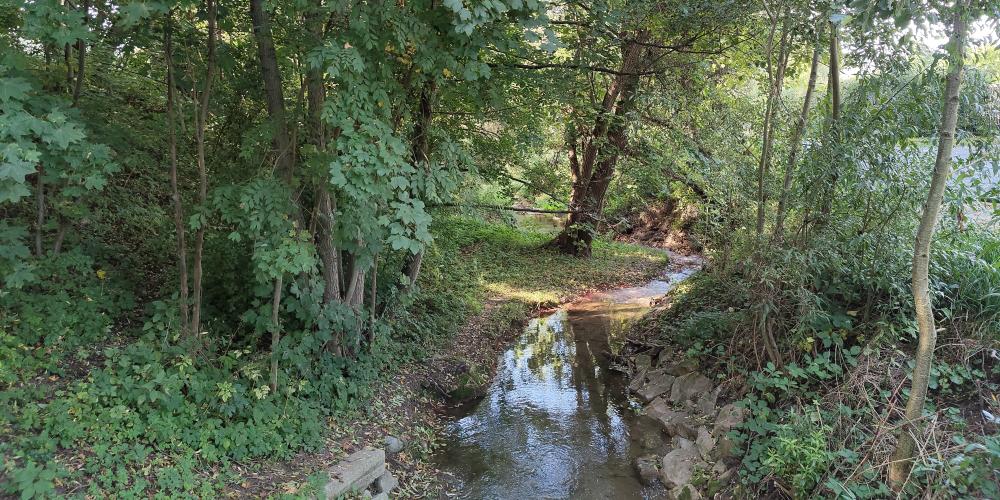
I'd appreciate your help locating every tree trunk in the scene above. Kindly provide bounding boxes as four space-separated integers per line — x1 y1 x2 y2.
755 10 791 235
819 21 842 219
888 3 968 487
165 13 191 333
269 274 283 393
34 167 44 256
63 42 73 94
316 191 341 303
250 0 295 182
52 223 67 255
71 0 88 107
191 0 218 336
305 6 343 307
773 35 822 242
553 36 645 256
400 79 436 291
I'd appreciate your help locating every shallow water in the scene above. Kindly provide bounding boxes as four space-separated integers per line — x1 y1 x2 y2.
434 254 701 499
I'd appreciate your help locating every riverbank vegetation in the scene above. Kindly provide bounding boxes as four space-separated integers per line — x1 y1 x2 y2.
1 208 664 496
619 1 1000 497
2 0 999 497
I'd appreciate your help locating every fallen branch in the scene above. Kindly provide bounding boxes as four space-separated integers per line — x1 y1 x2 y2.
430 203 580 214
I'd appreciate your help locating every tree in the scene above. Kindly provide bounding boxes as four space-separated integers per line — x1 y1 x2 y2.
754 4 792 235
888 0 969 486
773 24 822 241
163 11 190 333
540 0 749 256
553 34 649 257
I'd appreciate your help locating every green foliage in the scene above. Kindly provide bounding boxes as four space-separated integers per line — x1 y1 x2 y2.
0 251 134 385
913 434 1000 498
762 412 834 497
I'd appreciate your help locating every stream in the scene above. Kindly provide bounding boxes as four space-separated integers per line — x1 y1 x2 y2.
433 252 703 499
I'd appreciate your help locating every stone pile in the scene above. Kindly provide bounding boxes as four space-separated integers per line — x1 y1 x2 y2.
324 436 404 499
629 356 744 499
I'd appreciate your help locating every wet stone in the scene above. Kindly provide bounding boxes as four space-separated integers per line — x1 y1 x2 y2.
637 371 676 402
643 397 698 439
634 455 661 486
640 431 662 450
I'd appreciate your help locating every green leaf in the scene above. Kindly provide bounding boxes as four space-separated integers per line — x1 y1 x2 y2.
0 77 32 102
45 123 85 149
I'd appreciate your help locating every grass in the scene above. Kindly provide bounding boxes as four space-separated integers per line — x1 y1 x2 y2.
423 214 669 308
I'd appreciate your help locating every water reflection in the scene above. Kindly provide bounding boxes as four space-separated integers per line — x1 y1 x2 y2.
435 260 700 500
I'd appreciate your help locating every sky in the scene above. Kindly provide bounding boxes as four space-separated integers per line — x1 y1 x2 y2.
912 16 999 52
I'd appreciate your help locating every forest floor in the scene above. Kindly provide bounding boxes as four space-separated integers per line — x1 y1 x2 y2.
231 215 670 498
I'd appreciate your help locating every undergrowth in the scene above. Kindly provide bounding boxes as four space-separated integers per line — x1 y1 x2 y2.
636 227 1000 498
0 214 667 497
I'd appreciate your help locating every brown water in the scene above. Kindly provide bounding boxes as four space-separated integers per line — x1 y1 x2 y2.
434 253 702 499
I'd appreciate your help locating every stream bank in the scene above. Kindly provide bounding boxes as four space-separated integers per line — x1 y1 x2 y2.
229 217 670 497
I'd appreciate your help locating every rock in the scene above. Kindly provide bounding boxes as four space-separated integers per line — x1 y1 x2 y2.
695 426 716 461
639 432 662 450
694 387 720 417
660 447 705 489
670 372 714 404
634 455 661 486
713 404 744 435
711 403 743 461
375 471 398 494
711 461 727 475
674 436 695 450
385 435 405 455
628 367 649 393
643 398 698 439
637 371 676 402
713 435 736 461
658 358 699 376
671 483 703 500
635 354 653 372
371 493 388 500
717 467 736 486
325 448 386 499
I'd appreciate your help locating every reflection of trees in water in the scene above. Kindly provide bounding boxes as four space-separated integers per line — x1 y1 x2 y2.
522 312 570 384
442 300 651 496
565 305 632 460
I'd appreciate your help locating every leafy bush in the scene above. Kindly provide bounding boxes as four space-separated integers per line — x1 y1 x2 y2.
0 250 134 385
762 413 834 497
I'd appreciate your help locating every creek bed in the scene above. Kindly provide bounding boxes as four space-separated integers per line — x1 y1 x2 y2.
433 253 701 499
